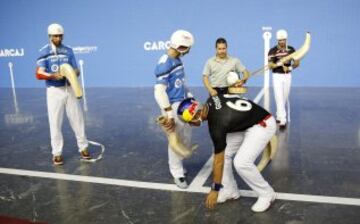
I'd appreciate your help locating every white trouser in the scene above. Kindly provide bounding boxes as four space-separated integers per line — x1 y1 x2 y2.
165 101 192 178
221 116 276 197
272 73 292 124
47 86 89 156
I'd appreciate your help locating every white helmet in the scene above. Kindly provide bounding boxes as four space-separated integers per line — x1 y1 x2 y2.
276 29 288 40
170 30 194 53
48 23 64 35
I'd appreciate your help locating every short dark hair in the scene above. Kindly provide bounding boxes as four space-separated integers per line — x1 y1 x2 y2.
215 37 227 48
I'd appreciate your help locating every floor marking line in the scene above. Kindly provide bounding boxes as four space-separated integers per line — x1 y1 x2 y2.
253 87 265 104
1 167 360 207
188 155 213 189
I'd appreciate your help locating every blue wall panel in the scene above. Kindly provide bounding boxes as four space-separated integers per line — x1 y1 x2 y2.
0 0 359 87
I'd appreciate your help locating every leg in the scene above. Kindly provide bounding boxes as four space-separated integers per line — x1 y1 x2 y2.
283 74 292 123
217 132 243 203
167 102 187 179
65 86 89 152
233 117 276 197
272 73 286 124
222 132 243 192
233 117 277 212
47 87 66 156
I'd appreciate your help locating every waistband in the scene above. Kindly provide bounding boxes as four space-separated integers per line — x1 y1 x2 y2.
258 115 272 128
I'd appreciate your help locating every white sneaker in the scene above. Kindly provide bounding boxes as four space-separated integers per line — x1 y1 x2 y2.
174 177 188 189
251 193 276 213
217 190 241 203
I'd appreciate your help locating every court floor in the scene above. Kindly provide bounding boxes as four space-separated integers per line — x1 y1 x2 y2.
0 87 359 224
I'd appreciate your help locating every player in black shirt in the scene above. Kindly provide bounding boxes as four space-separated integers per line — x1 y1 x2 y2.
178 94 276 212
268 29 300 129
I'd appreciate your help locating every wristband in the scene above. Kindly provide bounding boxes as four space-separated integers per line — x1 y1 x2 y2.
211 183 223 192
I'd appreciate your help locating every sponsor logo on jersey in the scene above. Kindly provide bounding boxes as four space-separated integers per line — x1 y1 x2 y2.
73 46 98 54
0 48 25 57
144 41 170 51
212 96 222 110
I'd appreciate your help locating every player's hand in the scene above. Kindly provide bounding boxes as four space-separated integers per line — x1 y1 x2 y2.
205 190 219 209
210 89 218 97
233 79 245 87
163 117 175 132
52 73 64 80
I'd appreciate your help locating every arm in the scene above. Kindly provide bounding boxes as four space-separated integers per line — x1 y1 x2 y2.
283 59 300 73
35 67 63 80
241 69 250 83
267 48 279 69
235 59 250 83
206 150 225 209
154 83 175 132
202 60 218 96
203 75 218 96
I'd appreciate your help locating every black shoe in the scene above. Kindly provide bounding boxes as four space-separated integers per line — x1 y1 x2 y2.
80 148 92 160
53 155 64 165
279 124 287 130
174 177 188 189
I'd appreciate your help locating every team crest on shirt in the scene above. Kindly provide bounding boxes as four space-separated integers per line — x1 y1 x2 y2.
51 64 59 72
174 78 183 88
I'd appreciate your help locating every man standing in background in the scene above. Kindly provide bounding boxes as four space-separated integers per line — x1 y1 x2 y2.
268 29 300 129
203 38 250 96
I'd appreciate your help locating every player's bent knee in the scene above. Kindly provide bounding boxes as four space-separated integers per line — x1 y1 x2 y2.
233 159 253 171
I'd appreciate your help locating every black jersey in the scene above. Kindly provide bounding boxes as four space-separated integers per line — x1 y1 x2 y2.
268 45 296 74
206 94 271 154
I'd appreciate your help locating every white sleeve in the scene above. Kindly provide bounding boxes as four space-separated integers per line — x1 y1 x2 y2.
154 84 173 118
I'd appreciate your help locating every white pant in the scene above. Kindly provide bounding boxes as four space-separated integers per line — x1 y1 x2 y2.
47 86 88 156
272 73 292 124
221 116 276 197
164 101 192 178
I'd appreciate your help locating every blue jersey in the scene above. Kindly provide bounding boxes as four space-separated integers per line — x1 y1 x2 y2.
155 54 187 104
36 44 78 87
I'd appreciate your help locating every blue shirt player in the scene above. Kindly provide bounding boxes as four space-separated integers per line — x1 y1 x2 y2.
35 23 91 166
154 30 194 189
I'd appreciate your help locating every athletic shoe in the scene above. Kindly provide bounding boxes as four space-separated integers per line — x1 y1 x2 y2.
251 193 276 212
217 190 241 203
